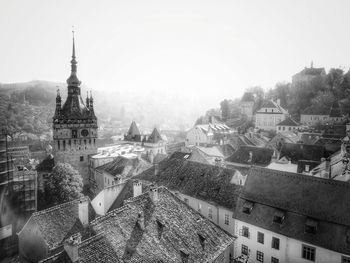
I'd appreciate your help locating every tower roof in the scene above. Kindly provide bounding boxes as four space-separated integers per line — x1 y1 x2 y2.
127 121 141 136
147 127 163 143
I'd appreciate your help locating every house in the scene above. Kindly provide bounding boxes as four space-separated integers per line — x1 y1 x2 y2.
235 166 350 263
228 134 256 151
279 143 325 164
276 117 299 133
300 107 329 125
240 92 255 120
92 155 151 194
266 131 299 154
18 196 95 263
255 100 288 131
226 146 274 167
39 186 235 263
142 127 168 163
137 153 244 238
186 121 234 147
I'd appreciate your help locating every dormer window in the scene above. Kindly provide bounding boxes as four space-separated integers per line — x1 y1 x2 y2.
346 229 350 244
180 250 189 263
242 201 254 215
198 233 206 249
273 210 285 224
305 218 318 234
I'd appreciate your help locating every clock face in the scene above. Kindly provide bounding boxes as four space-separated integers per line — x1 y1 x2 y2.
81 129 89 137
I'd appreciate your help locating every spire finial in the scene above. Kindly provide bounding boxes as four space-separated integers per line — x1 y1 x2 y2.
67 27 81 86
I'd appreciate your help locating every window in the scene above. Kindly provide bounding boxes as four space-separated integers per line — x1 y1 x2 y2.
241 244 248 255
273 210 285 224
256 251 264 262
305 165 310 172
80 156 84 162
242 226 249 238
272 237 280 250
342 256 350 263
302 244 315 261
271 257 279 263
224 214 229 225
242 201 253 214
257 232 264 244
208 207 213 219
305 218 318 234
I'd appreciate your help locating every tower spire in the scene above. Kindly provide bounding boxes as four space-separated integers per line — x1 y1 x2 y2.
67 27 81 87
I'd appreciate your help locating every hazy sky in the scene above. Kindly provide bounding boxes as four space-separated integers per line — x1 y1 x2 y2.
1 0 350 109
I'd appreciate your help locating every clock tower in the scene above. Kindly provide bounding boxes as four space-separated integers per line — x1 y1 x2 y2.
52 33 98 186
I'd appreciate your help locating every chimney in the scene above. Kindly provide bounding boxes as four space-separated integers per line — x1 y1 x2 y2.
137 211 145 230
149 185 159 202
154 164 159 176
64 233 81 262
78 197 89 227
133 180 142 197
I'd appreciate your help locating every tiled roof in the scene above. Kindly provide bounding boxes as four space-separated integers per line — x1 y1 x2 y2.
75 187 235 262
241 92 255 102
146 128 163 143
301 106 329 115
225 146 274 166
137 153 242 210
277 117 299 126
217 144 235 158
96 156 149 177
127 121 141 136
235 167 350 254
153 153 168 164
257 100 288 114
280 143 326 163
30 197 95 250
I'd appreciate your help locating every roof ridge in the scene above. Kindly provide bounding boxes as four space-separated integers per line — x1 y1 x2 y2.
251 166 350 188
79 232 105 248
33 196 88 217
90 204 131 225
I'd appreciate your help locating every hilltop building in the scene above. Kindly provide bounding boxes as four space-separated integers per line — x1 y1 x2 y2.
52 34 98 186
292 62 326 88
255 100 288 131
240 92 255 120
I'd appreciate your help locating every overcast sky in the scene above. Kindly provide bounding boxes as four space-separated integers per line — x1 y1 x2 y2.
1 0 350 108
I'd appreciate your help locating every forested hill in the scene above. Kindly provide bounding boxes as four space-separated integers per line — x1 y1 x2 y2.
196 67 350 124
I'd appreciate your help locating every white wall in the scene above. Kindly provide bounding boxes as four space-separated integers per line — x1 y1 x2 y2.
300 114 328 125
256 113 285 131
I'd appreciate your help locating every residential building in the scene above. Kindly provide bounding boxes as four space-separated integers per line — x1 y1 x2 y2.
186 121 234 147
226 146 274 167
276 117 299 133
18 196 95 263
266 131 299 154
279 143 325 164
52 34 98 186
300 107 329 125
235 167 350 263
92 155 151 194
240 92 255 120
255 100 288 131
38 186 235 263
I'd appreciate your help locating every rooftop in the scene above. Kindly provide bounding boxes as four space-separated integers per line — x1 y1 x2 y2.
277 117 299 127
137 152 242 210
280 143 326 164
226 146 274 166
236 167 350 254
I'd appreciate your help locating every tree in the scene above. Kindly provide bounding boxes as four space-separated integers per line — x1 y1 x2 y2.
45 163 83 206
220 99 231 121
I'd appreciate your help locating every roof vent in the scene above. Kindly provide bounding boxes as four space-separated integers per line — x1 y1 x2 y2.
242 201 254 215
180 250 189 263
198 233 206 250
305 218 318 234
273 209 285 224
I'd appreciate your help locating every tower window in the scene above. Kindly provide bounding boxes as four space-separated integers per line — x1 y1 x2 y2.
80 156 84 162
72 129 77 138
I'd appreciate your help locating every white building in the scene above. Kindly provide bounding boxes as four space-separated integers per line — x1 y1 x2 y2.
276 117 299 133
255 100 288 131
186 123 234 146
